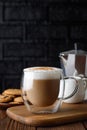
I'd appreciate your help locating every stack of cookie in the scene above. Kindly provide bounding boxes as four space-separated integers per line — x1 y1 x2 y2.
0 89 24 108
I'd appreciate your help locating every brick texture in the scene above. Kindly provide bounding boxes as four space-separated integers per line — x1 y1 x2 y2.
0 24 23 39
5 3 47 22
3 76 20 90
0 41 2 60
0 0 87 92
49 25 67 39
3 40 47 58
49 4 70 22
26 23 49 40
0 4 2 23
0 60 23 74
71 25 87 40
49 4 87 23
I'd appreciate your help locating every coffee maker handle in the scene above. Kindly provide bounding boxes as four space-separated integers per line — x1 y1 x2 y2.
62 77 79 100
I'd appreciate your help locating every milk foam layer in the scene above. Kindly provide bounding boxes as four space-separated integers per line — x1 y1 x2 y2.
23 67 62 79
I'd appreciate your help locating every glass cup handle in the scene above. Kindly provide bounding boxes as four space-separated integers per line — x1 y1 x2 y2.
82 79 87 90
62 77 79 100
78 75 87 91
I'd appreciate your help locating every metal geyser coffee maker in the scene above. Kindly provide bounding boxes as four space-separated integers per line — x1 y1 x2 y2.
59 50 87 77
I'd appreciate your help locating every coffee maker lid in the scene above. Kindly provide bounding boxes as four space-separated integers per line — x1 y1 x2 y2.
60 50 87 55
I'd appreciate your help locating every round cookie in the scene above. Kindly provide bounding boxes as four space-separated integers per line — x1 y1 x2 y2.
9 101 23 105
0 94 13 103
14 96 23 103
2 89 22 96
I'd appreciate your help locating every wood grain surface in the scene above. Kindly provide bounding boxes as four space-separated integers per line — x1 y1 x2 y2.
0 109 87 130
6 102 87 127
37 123 86 130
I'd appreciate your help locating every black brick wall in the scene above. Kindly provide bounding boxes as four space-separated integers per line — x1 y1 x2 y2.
0 0 87 92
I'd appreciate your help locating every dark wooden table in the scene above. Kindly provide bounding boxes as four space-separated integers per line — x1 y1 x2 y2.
0 109 87 130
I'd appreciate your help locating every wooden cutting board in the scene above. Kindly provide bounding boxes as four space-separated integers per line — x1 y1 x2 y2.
6 101 87 127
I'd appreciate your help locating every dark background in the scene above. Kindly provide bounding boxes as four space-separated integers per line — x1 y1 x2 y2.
0 0 87 92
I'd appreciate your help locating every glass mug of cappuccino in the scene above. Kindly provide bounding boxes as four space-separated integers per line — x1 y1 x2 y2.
21 67 78 114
